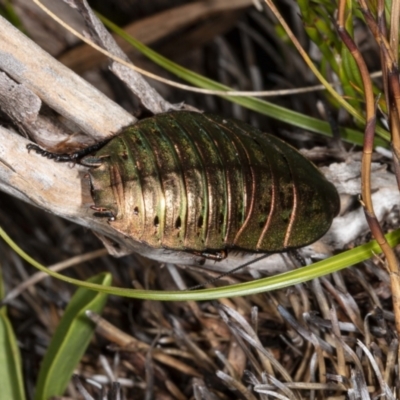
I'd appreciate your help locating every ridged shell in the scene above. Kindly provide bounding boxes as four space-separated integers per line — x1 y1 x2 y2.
85 111 339 253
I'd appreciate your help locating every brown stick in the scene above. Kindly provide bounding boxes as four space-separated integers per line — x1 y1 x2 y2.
337 0 400 340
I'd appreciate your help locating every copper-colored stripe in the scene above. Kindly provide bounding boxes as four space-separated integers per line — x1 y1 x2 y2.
283 176 297 248
256 163 275 250
232 156 255 245
109 163 124 211
281 152 297 248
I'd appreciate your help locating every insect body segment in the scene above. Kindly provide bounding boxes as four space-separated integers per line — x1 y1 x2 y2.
28 111 340 254
82 112 339 253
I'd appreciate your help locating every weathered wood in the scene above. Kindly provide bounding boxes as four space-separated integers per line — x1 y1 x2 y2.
0 16 135 140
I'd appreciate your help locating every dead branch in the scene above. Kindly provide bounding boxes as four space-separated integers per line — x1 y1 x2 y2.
0 15 135 140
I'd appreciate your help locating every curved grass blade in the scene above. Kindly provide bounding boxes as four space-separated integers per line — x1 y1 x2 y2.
1 226 400 302
98 14 390 147
0 265 26 400
34 272 112 400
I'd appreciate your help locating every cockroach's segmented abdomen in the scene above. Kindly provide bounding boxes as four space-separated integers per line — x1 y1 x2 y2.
84 111 340 254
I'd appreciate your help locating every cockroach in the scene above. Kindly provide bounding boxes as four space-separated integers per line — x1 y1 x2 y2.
27 111 340 260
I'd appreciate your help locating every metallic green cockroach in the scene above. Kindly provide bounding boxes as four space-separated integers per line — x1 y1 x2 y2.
27 111 340 256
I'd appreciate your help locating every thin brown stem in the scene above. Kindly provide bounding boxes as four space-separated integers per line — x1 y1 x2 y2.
388 67 400 190
377 17 400 191
358 0 397 67
338 0 400 339
390 0 400 65
377 0 390 113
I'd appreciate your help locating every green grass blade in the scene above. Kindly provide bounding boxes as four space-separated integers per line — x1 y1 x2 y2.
0 265 26 400
34 272 112 400
98 15 390 147
1 226 399 302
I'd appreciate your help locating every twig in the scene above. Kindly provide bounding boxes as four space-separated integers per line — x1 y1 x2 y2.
62 0 175 114
337 0 400 341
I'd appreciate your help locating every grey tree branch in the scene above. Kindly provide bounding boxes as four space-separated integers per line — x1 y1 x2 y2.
0 71 90 149
0 15 135 140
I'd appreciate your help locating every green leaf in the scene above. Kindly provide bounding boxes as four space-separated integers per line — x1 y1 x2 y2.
341 46 364 95
34 272 112 400
1 226 400 302
0 265 26 400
